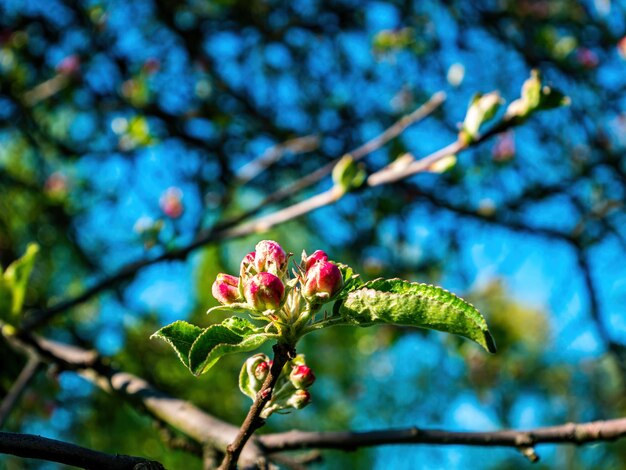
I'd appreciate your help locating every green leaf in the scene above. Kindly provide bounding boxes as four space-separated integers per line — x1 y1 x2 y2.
150 320 204 368
336 263 363 297
0 279 12 322
332 155 366 195
338 278 496 353
152 317 270 375
206 302 252 316
188 326 270 376
3 243 39 320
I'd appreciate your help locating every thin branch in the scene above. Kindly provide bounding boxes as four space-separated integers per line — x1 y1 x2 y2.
219 343 296 470
259 417 626 455
0 431 163 469
0 354 41 428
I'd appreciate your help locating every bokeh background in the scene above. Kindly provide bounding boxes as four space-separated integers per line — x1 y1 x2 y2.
1 0 626 468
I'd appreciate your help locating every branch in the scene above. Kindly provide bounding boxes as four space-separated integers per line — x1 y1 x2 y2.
259 417 626 457
219 343 296 470
3 331 267 467
0 354 41 427
0 431 163 469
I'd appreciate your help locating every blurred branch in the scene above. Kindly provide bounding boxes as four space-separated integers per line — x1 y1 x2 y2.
3 331 267 468
0 431 163 469
259 418 626 458
0 354 41 428
235 135 320 186
576 248 626 376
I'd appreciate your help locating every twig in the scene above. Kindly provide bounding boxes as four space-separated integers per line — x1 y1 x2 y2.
235 135 320 185
0 431 163 469
0 354 41 428
219 343 296 470
258 418 626 453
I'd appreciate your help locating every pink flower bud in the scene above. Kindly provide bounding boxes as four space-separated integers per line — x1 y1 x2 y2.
287 389 311 409
211 273 241 305
56 55 80 76
303 250 328 272
254 240 288 277
244 272 285 311
290 365 315 389
160 187 184 218
303 261 343 301
254 361 269 381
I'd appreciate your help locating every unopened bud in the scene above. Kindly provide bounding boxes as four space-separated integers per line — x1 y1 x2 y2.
212 273 241 305
287 389 311 409
244 272 285 311
254 240 289 277
290 365 315 389
302 250 328 272
462 91 502 142
255 361 270 382
160 187 184 218
303 261 343 301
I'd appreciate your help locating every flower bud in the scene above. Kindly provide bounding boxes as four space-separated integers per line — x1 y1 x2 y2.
244 272 285 311
254 361 270 382
302 250 328 272
241 353 270 398
290 365 315 389
303 261 343 301
286 389 311 410
240 252 257 281
212 273 241 305
254 240 288 277
160 187 184 218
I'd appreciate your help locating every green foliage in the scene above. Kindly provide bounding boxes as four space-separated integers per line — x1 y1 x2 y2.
151 318 273 376
332 155 367 196
337 278 496 353
0 243 39 324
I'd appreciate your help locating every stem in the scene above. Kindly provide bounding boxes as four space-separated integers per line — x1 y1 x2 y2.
218 342 296 470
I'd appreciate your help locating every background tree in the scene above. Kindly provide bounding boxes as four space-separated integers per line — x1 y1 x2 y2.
1 0 626 468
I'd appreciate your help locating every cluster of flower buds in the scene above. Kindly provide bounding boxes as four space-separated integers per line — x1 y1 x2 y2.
212 240 291 314
211 240 344 321
240 353 315 418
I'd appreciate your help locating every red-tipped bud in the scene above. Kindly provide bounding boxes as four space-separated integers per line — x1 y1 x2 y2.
303 250 328 272
254 240 288 277
290 365 315 389
254 361 269 381
303 261 343 301
287 389 311 409
212 273 241 305
244 272 285 311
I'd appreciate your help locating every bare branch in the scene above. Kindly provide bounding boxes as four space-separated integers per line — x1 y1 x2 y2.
0 431 163 469
0 354 41 428
3 331 266 467
259 418 626 457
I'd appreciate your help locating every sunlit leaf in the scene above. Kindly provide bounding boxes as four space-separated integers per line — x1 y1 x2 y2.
337 278 496 353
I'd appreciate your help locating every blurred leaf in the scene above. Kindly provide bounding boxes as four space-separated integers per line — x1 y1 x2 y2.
338 278 496 353
1 243 39 322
